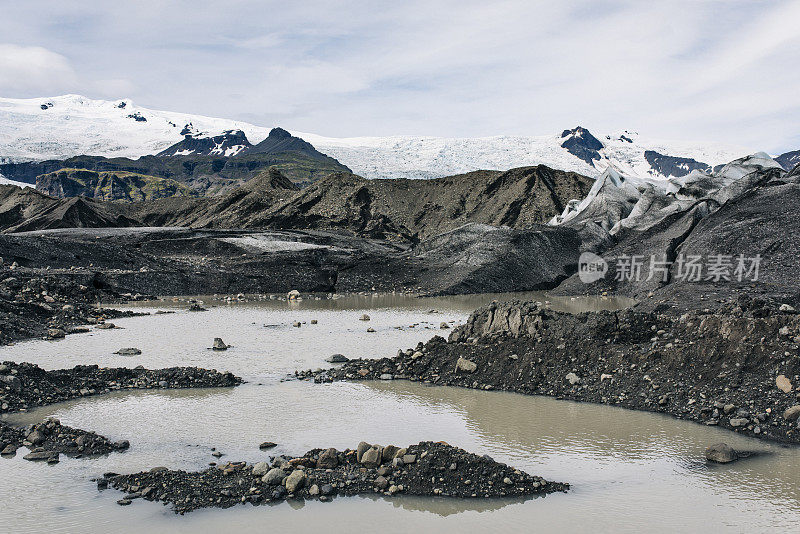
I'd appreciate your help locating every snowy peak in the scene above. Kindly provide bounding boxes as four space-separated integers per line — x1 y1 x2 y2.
560 126 605 165
156 129 253 157
0 94 271 161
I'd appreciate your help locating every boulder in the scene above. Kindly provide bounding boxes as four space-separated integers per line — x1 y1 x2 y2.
317 447 339 469
252 462 270 477
382 445 400 462
777 375 793 393
705 443 738 463
212 338 228 351
326 354 349 363
455 357 477 373
47 328 66 339
262 467 286 485
729 417 748 427
360 446 382 467
114 348 141 356
283 470 306 493
783 405 800 422
26 430 46 446
565 372 581 385
356 441 371 462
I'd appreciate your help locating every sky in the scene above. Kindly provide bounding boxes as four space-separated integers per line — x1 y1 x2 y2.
0 0 798 152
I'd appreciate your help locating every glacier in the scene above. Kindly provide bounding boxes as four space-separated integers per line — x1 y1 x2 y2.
0 94 752 181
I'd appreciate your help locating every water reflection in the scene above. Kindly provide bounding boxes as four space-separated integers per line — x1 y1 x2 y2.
1 293 798 533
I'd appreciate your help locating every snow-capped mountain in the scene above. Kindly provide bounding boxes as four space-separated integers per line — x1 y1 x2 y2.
0 94 272 162
0 94 754 180
155 129 253 157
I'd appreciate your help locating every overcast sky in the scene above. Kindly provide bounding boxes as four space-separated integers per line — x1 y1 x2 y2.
1 0 798 152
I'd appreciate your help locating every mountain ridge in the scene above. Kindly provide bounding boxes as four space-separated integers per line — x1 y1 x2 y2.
1 94 782 182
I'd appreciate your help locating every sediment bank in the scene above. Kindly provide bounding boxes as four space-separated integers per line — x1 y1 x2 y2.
299 297 800 444
108 441 567 513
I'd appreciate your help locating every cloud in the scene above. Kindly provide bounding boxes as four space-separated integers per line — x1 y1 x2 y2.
0 44 77 94
1 1 799 152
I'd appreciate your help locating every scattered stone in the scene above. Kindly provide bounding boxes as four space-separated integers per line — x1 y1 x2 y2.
114 348 141 356
326 354 349 363
252 462 271 477
440 322 450 329
287 290 300 300
783 405 800 422
95 323 115 330
259 442 277 450
47 328 66 339
359 314 371 321
777 375 793 393
565 372 581 385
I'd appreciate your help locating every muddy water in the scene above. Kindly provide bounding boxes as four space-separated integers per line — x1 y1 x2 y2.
1 293 799 533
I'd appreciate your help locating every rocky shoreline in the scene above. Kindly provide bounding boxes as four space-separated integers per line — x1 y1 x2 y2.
0 361 242 414
0 265 148 345
107 441 567 513
298 297 800 445
0 418 130 462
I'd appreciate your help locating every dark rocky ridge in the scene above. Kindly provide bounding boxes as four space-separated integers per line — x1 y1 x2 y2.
0 128 351 195
299 297 800 445
0 360 242 414
108 441 567 513
776 149 800 171
156 130 252 157
0 165 591 242
644 150 711 178
240 127 330 161
208 166 593 241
